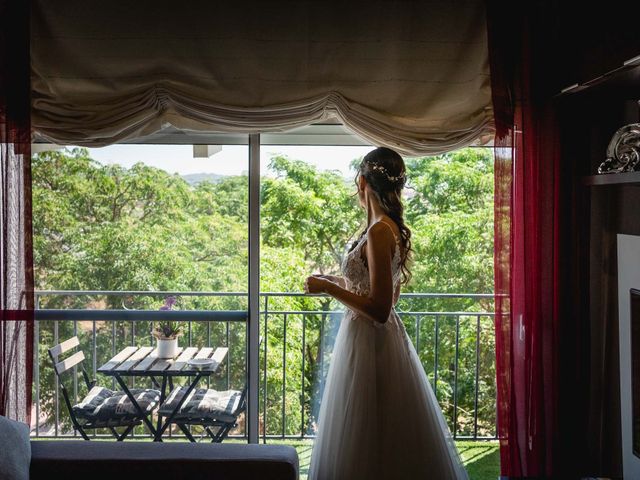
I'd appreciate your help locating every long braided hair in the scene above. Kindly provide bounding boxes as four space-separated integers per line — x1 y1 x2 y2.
349 146 413 285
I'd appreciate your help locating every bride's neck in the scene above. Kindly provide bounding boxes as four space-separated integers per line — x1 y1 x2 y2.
365 191 386 226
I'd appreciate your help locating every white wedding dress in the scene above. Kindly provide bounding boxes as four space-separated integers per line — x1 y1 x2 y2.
308 220 470 480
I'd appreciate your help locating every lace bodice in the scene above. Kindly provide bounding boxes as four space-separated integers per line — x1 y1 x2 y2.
340 221 403 297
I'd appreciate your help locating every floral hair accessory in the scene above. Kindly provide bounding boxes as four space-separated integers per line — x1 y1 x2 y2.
368 162 406 184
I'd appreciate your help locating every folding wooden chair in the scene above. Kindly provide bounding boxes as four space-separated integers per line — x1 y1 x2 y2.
48 336 160 441
157 338 257 442
157 384 247 442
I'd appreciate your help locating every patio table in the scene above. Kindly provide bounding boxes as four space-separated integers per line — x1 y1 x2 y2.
97 345 228 441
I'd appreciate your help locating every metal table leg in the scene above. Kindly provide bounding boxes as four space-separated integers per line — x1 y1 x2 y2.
154 375 168 442
113 374 158 438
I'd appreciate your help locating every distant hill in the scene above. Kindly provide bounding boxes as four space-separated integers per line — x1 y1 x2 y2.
181 173 226 185
181 173 417 201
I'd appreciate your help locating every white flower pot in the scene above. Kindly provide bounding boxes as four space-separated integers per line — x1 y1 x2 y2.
157 337 178 359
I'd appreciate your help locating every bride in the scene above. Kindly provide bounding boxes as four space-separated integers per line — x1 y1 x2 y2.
304 147 469 480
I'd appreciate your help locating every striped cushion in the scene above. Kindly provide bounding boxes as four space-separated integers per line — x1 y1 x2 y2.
158 387 242 423
72 386 113 419
72 386 160 421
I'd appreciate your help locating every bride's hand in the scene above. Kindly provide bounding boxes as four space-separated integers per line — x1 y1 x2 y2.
312 274 346 289
304 275 328 294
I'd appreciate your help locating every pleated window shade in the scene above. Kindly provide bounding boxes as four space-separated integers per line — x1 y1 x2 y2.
30 0 493 155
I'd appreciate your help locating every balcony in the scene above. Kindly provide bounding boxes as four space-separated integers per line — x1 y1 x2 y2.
32 289 496 436
31 290 499 477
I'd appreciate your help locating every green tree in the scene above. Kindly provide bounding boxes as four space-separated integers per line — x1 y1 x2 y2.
261 155 361 277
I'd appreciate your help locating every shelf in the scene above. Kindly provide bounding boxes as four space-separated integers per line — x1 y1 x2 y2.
556 58 640 99
582 171 640 186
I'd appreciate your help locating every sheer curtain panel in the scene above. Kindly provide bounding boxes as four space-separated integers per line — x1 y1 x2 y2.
0 0 35 425
487 2 579 478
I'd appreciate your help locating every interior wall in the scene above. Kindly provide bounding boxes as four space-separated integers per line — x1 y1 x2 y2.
549 4 640 477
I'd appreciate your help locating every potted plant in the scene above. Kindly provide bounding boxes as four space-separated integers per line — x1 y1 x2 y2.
153 296 183 359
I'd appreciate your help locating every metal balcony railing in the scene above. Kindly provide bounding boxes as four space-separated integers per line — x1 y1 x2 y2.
32 291 497 441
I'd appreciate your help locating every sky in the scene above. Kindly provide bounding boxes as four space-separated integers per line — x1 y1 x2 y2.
87 144 375 179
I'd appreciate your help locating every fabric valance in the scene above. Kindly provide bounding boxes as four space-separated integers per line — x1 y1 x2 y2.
31 0 493 155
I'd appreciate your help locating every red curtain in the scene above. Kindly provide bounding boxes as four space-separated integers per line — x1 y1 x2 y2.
0 0 34 424
488 4 564 477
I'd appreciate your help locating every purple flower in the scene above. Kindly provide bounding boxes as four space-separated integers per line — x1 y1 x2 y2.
159 295 177 310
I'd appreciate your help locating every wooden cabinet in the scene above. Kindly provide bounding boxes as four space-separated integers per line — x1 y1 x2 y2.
556 58 640 478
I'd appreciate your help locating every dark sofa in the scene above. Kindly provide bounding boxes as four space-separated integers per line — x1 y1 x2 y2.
29 441 299 480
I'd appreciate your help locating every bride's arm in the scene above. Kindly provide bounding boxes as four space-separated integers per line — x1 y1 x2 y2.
306 222 394 324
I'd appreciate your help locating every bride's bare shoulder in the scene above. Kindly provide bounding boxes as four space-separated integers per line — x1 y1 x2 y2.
368 218 399 241
366 220 398 250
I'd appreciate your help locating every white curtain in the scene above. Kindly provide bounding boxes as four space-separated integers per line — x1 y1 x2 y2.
31 0 493 156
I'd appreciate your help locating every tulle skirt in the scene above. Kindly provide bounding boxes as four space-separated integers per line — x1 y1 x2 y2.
307 308 469 480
